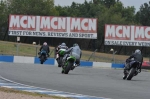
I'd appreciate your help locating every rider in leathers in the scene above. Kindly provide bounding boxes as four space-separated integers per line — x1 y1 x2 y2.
39 42 50 58
123 49 143 79
56 42 68 60
62 43 82 69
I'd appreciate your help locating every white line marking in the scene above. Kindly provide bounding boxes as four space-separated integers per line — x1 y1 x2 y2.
0 76 111 99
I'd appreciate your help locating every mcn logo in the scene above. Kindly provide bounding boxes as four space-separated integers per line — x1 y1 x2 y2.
105 24 150 41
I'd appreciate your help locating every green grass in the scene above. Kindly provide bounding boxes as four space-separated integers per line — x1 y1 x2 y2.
0 40 149 63
0 87 71 99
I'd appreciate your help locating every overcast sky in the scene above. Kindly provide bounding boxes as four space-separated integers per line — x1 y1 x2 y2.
54 0 149 12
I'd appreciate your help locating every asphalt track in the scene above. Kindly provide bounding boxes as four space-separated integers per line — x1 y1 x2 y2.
0 63 150 99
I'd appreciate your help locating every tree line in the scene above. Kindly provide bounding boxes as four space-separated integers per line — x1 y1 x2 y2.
0 0 150 56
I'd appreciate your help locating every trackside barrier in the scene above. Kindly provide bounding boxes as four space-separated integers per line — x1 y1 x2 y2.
0 55 149 69
14 56 34 64
93 62 111 68
112 63 125 68
34 57 55 65
0 55 13 62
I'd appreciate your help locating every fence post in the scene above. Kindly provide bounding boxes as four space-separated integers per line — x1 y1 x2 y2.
88 49 97 61
16 43 19 56
36 46 38 57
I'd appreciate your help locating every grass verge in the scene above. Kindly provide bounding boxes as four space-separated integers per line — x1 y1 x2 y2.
0 40 149 63
0 87 71 99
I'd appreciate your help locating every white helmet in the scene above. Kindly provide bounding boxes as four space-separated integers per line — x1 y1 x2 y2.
61 42 66 46
43 42 47 46
135 49 141 54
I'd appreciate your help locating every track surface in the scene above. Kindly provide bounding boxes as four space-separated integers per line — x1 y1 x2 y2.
0 63 150 99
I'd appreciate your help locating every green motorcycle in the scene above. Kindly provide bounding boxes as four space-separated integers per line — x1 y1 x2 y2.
62 55 76 74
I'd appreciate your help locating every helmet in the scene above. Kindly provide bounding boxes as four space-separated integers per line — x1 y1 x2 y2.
73 43 78 47
43 42 47 46
135 49 141 54
61 42 66 46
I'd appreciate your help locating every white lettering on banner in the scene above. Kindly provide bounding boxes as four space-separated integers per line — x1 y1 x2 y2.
8 31 22 35
39 17 67 30
8 15 97 39
135 27 150 39
135 27 144 38
40 17 50 29
105 41 150 46
105 25 130 39
70 18 96 31
8 30 96 39
23 31 32 35
71 18 81 30
145 27 150 39
9 15 20 28
105 24 150 46
69 33 78 37
79 34 93 38
28 16 35 28
20 16 27 28
105 25 115 37
9 15 35 29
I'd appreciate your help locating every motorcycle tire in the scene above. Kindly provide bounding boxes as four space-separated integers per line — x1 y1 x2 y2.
126 68 136 80
40 55 45 64
64 62 73 74
58 57 63 67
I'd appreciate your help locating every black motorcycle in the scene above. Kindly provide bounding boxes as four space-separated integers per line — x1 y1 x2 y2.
123 60 141 80
39 50 47 64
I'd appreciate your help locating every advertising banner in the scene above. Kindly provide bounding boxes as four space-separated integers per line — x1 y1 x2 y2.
105 24 150 47
8 15 97 39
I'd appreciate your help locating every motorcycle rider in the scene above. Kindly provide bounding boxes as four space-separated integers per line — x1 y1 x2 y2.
123 49 143 79
62 43 82 70
56 42 68 60
39 42 50 59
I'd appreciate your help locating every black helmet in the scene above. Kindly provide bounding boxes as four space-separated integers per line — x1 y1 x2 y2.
73 43 78 47
61 42 66 46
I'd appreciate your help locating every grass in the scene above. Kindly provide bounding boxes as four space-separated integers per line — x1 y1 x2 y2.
0 40 149 63
0 87 71 99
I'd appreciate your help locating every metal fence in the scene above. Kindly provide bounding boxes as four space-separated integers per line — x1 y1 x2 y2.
0 41 149 63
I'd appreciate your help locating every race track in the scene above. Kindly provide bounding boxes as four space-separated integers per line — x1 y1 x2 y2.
0 63 150 99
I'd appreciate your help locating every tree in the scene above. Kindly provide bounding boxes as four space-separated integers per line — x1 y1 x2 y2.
136 2 150 26
0 1 9 40
96 0 117 8
8 0 58 16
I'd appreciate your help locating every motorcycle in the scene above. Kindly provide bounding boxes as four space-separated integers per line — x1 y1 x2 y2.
39 50 47 64
123 60 141 80
62 55 76 74
57 49 66 67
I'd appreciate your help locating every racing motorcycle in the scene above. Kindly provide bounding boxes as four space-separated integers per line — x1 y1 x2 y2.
57 49 66 67
39 50 47 64
123 59 141 80
62 55 76 74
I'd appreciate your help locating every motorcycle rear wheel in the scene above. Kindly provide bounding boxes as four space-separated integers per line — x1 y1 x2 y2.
126 68 136 80
64 62 73 74
40 55 45 64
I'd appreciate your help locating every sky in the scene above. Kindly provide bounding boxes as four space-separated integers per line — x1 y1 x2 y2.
54 0 150 12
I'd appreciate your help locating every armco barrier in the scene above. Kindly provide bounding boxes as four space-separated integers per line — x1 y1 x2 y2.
0 55 149 69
